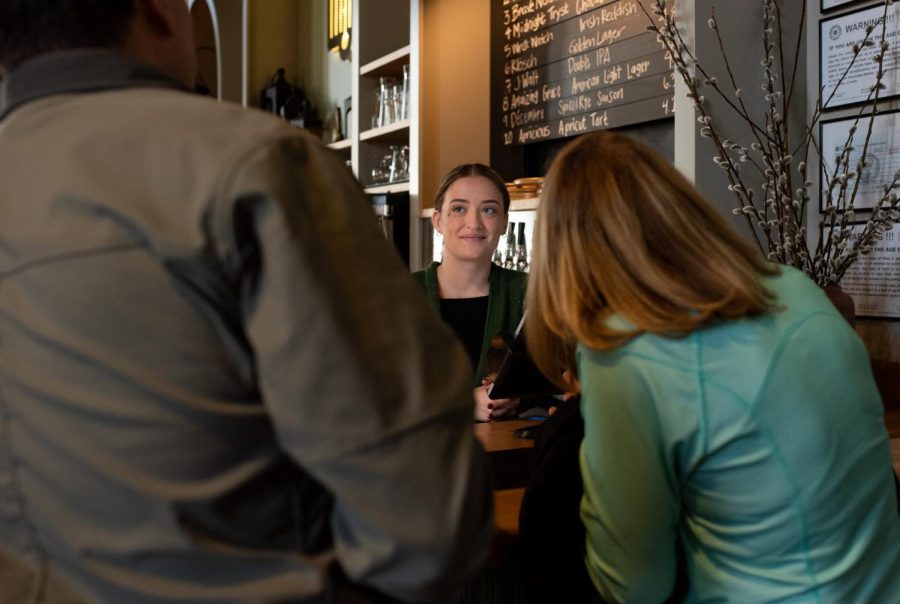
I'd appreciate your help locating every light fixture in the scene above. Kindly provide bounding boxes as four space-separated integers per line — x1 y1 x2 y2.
328 0 352 61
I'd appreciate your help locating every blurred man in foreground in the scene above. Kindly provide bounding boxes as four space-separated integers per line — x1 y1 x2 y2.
0 1 493 601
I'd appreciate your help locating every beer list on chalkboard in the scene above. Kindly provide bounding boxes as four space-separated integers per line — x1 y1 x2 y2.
494 0 675 146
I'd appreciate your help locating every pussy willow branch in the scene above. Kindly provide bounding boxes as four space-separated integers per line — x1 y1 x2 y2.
831 179 900 282
837 185 900 280
796 9 887 159
642 3 772 144
643 0 900 285
641 2 771 251
817 19 891 282
645 1 783 259
704 8 771 179
707 8 772 153
780 0 805 127
763 1 800 261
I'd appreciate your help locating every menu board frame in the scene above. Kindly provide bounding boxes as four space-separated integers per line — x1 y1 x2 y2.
820 2 900 109
819 108 900 213
491 0 674 148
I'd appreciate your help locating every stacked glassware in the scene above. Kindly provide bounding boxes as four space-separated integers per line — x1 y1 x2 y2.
370 145 410 185
371 64 410 129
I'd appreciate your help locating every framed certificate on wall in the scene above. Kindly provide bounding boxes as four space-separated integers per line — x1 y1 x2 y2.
839 222 900 319
821 0 866 12
820 110 900 212
820 2 900 108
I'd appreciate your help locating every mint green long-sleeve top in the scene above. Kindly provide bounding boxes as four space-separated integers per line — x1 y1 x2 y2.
578 266 900 603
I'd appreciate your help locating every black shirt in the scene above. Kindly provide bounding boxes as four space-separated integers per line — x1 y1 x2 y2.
439 296 489 372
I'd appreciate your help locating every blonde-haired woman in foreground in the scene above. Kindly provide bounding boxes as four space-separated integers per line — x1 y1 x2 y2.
526 130 900 602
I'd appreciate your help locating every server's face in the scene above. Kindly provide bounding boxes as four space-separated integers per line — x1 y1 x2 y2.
434 176 507 263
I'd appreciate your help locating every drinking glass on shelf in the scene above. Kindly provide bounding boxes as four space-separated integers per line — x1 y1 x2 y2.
396 145 410 182
388 145 400 183
372 88 382 129
391 84 403 123
387 86 398 124
378 77 397 127
371 162 388 185
400 64 409 121
384 145 410 184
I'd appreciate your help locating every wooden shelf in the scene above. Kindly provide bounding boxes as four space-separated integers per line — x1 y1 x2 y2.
510 197 540 211
326 138 352 151
360 119 410 143
360 45 411 76
364 181 410 195
474 420 539 489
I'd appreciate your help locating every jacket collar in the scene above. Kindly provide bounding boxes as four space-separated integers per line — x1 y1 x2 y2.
0 49 189 120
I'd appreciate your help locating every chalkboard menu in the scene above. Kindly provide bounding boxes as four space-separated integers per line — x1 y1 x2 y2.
492 0 674 146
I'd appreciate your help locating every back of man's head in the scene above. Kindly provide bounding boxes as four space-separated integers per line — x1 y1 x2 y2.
0 1 136 71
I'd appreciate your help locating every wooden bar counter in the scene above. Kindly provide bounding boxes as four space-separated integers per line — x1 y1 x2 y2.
474 419 540 491
474 419 540 453
493 488 526 535
473 419 541 536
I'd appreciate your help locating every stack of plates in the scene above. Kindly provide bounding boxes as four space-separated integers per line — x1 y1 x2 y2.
506 177 543 201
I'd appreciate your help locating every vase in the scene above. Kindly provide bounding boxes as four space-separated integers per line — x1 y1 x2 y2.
822 285 856 327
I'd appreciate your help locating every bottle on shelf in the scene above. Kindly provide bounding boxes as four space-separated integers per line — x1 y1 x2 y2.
516 222 529 273
492 246 503 266
503 222 517 270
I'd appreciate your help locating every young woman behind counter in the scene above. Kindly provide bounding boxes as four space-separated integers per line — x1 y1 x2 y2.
413 164 526 422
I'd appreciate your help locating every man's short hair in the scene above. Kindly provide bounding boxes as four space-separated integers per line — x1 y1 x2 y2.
0 1 136 70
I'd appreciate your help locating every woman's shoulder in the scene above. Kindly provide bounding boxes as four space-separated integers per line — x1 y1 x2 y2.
762 265 849 327
411 262 439 287
490 266 528 314
490 264 529 290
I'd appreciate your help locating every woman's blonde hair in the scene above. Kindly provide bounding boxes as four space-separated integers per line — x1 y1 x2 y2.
526 131 778 388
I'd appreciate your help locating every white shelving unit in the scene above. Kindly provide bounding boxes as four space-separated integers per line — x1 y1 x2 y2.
216 1 421 265
347 0 421 267
360 45 411 77
325 137 352 169
326 138 352 151
204 0 422 264
367 182 411 195
359 119 410 143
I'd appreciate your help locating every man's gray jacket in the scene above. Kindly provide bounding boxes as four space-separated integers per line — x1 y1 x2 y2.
0 50 493 603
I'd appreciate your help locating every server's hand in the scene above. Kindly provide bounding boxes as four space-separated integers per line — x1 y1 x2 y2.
474 376 520 422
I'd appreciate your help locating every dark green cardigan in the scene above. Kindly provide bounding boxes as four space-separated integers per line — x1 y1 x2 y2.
412 262 527 386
